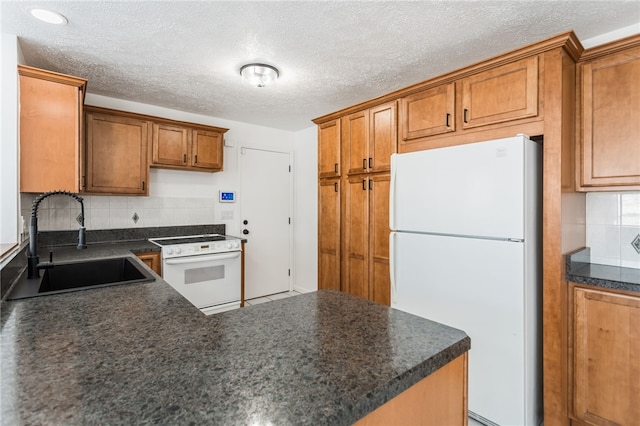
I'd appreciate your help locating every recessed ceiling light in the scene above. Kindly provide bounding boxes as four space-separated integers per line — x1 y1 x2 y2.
29 8 68 25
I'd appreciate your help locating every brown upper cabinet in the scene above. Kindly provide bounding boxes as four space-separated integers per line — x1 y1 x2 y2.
577 37 640 190
460 56 539 129
398 56 540 149
84 106 150 195
151 121 226 172
343 101 397 176
18 65 87 193
318 119 341 178
400 83 455 141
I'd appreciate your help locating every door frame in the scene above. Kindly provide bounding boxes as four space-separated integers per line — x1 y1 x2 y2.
238 146 295 295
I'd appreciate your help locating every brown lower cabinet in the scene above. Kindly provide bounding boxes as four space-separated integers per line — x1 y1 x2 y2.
318 178 341 291
354 353 468 425
344 173 390 305
135 251 161 276
570 284 640 425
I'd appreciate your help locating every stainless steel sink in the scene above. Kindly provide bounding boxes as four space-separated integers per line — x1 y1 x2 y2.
7 257 156 300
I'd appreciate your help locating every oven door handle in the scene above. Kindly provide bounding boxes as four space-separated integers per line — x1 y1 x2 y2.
164 252 241 265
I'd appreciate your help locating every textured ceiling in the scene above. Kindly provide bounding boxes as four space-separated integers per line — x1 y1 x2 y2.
2 1 639 131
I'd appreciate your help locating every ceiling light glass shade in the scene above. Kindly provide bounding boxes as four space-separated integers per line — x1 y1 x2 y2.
240 64 279 88
29 8 68 25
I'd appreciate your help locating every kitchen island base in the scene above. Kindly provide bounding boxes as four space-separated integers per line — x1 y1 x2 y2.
355 353 468 425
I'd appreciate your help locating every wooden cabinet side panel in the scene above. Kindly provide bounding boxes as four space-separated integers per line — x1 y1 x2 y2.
192 129 223 170
355 353 468 426
152 123 189 166
369 102 397 173
344 111 369 175
461 56 539 129
136 252 161 276
318 179 341 291
344 176 369 299
369 174 390 306
400 83 455 141
573 287 640 425
580 46 640 188
85 112 150 194
19 75 81 193
318 120 341 178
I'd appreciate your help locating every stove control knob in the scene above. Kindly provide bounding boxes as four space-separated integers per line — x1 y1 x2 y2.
233 240 240 248
166 247 173 255
226 242 232 249
175 247 182 255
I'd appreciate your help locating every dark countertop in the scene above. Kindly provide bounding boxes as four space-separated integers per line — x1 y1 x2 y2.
566 248 640 294
0 284 470 425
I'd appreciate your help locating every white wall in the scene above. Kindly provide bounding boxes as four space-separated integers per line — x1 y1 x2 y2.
293 126 318 292
0 34 23 246
581 22 640 49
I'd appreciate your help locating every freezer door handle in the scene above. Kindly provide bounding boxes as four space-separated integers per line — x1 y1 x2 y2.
389 153 397 230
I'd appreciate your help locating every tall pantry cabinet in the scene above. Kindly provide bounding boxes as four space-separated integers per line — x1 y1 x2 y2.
317 120 342 291
316 102 396 306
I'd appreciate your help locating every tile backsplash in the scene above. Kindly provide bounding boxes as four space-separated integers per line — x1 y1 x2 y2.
586 192 640 269
20 193 216 235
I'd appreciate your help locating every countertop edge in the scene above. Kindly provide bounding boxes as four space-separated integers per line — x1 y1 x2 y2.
566 247 640 294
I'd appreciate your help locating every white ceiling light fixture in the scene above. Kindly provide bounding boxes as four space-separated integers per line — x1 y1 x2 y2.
29 8 68 25
240 63 279 88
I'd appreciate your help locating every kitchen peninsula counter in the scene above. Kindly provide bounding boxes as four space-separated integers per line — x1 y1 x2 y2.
0 287 469 425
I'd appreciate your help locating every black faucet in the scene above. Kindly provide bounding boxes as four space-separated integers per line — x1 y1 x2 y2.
27 190 87 279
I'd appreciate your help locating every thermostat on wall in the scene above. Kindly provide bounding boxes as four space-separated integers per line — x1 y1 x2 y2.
219 191 236 203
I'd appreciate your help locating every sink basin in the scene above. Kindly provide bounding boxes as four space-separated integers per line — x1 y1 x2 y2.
39 257 155 293
7 257 156 300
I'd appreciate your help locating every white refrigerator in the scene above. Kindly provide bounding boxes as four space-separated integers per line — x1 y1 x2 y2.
389 135 541 426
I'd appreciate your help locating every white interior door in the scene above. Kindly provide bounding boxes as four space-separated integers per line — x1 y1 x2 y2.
240 147 292 299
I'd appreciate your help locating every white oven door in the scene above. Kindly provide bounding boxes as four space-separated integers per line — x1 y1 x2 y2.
162 252 241 310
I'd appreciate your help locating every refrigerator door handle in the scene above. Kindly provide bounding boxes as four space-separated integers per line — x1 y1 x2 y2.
389 231 397 305
389 153 397 230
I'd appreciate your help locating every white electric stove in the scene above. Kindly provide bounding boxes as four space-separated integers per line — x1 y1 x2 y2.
149 234 242 315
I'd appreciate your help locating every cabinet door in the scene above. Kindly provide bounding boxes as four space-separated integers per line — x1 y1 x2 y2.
573 287 640 425
318 119 341 178
151 122 189 167
85 111 150 195
344 176 369 299
18 66 86 193
369 174 390 306
136 252 161 275
343 110 369 175
369 102 397 173
318 179 341 291
400 83 455 142
580 45 640 188
461 56 538 129
192 129 223 170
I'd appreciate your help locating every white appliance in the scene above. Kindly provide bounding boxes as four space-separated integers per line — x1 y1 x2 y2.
389 135 541 426
149 234 242 315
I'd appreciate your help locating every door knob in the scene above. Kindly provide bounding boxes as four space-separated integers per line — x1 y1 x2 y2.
242 229 249 235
